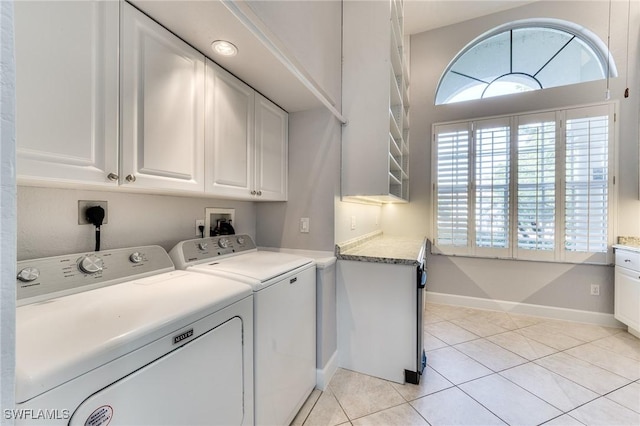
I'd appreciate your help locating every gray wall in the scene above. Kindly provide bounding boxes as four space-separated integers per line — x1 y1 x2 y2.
334 201 382 244
383 0 640 314
256 107 341 251
17 187 256 260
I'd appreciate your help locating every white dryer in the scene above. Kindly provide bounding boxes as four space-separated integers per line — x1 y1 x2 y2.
170 235 316 426
15 245 253 426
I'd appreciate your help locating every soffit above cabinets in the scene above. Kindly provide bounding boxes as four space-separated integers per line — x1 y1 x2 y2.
129 0 333 114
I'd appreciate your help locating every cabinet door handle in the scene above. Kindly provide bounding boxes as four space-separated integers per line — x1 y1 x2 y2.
107 172 119 181
125 174 136 183
625 259 631 262
250 190 257 195
257 190 262 196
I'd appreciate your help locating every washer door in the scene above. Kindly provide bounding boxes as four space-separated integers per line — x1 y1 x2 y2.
70 317 244 426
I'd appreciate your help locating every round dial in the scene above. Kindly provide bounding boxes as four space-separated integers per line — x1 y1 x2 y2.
129 252 143 263
17 267 40 282
78 254 103 274
198 242 208 251
236 236 246 245
218 238 230 248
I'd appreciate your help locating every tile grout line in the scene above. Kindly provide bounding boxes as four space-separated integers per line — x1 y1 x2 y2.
305 305 639 425
424 310 635 424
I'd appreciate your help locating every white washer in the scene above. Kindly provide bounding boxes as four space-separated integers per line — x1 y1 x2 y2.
15 245 254 426
170 235 316 426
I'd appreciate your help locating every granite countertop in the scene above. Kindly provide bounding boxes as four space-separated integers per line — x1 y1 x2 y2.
614 236 640 253
335 231 426 265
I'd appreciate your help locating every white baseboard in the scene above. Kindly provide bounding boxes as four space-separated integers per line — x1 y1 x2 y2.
315 351 338 391
426 291 625 328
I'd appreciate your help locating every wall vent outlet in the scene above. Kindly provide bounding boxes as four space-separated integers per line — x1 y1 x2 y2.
205 208 235 237
78 200 108 225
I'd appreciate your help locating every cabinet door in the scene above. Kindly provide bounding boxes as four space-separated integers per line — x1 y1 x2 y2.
205 61 255 198
254 94 288 201
615 267 640 332
121 3 205 193
15 1 119 186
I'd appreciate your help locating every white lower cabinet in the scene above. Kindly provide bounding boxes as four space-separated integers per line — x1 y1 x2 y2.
206 61 288 201
120 2 205 193
15 0 119 186
614 249 640 336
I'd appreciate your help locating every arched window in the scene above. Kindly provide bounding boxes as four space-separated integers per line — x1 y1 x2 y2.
435 19 616 105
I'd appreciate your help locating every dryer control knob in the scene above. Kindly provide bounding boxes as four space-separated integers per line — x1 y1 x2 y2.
236 236 245 245
78 254 103 274
17 267 40 282
129 252 143 263
218 238 230 248
198 242 208 251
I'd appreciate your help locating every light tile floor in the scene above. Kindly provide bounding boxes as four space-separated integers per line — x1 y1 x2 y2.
291 303 640 426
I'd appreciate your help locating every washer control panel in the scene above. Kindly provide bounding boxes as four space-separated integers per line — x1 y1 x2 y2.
16 245 174 305
171 234 256 268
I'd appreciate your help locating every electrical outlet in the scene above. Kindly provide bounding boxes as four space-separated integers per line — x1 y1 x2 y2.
300 218 310 233
195 219 205 237
590 284 600 296
351 216 356 230
78 200 108 225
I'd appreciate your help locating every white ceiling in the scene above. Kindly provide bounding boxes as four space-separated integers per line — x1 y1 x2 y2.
404 0 538 35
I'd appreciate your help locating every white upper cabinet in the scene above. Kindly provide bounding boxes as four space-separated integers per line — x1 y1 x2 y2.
254 94 288 201
15 1 287 200
120 2 205 193
15 0 119 186
205 61 288 201
205 60 255 198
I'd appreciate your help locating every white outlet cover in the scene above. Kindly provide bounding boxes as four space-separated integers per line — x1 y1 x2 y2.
300 217 310 233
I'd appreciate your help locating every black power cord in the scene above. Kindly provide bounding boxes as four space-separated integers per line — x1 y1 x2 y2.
86 206 105 251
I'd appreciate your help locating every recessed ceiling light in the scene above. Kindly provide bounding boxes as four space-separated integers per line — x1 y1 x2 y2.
211 40 238 57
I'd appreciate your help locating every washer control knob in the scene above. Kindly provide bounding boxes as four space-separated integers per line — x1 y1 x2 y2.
129 252 143 263
78 254 103 274
236 236 245 245
17 267 40 282
198 242 208 251
218 238 230 248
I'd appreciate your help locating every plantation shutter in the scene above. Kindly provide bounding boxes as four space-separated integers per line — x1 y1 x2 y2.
515 113 557 261
563 105 613 263
432 103 613 264
434 123 471 254
474 119 510 257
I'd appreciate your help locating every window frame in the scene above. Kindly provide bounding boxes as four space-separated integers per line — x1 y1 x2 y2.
435 19 617 105
431 102 617 265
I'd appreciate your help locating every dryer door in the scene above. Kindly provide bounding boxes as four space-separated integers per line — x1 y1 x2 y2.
70 317 244 426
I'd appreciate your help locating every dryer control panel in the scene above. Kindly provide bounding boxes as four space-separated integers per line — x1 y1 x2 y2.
169 234 257 269
16 246 174 305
